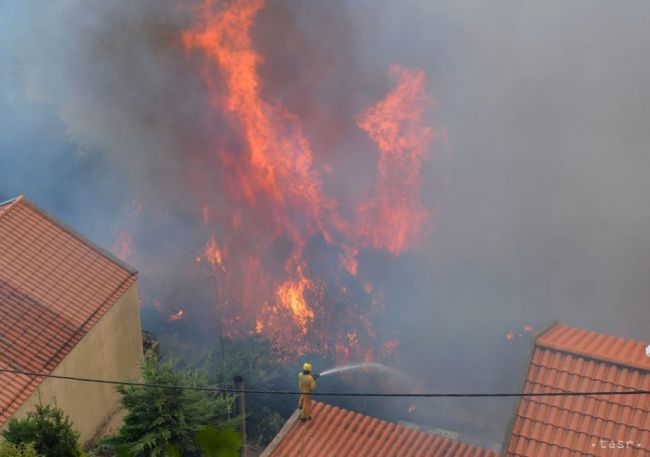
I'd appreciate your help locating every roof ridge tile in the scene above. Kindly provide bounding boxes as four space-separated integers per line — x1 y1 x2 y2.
536 324 650 372
0 195 23 221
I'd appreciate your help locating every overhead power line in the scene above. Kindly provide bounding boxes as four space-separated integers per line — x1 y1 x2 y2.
1 367 649 398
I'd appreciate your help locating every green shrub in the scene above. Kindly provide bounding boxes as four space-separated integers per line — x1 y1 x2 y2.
0 442 40 457
2 404 83 457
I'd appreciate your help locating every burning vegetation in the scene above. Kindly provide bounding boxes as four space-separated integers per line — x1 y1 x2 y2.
166 0 447 361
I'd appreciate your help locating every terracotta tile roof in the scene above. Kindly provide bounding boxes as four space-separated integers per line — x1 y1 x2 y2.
0 196 137 425
0 198 16 216
506 323 650 457
263 402 498 457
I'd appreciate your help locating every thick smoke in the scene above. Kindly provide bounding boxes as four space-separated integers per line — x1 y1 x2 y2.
2 0 650 444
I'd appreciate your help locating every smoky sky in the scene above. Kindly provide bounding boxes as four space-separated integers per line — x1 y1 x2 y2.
2 0 650 443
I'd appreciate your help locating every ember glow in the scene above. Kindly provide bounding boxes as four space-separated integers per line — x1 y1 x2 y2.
181 0 446 360
112 199 141 262
204 235 225 270
112 229 133 261
168 309 186 322
506 324 535 341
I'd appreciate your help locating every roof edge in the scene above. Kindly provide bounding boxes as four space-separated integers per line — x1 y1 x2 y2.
0 195 22 207
262 402 498 457
0 195 24 220
499 320 558 457
535 323 650 373
260 409 301 457
535 340 650 374
15 196 138 275
534 321 561 340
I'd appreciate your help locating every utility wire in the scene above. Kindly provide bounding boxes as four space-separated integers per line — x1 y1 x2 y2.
1 368 649 398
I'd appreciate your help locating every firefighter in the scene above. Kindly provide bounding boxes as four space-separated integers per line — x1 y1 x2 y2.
298 362 318 421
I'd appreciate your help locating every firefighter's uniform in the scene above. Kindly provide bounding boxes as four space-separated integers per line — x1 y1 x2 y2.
298 363 317 420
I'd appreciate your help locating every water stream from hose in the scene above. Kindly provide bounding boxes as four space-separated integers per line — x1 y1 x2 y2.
319 362 407 380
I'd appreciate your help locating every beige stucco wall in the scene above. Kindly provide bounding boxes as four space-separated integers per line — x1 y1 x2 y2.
6 283 143 444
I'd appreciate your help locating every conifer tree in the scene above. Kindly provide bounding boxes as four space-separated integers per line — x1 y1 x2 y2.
106 354 236 457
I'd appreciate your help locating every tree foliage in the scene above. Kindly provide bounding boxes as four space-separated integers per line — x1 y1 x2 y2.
105 354 236 457
209 336 293 445
1 403 83 457
0 442 40 457
195 426 240 457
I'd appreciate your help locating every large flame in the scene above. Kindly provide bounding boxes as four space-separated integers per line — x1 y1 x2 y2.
356 65 435 255
182 0 337 243
180 0 444 360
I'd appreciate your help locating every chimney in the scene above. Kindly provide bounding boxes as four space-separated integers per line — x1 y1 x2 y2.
233 375 247 457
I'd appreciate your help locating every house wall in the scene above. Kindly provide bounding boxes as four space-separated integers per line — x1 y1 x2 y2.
7 284 143 444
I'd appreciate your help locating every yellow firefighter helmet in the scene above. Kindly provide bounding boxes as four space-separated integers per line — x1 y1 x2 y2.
303 362 313 372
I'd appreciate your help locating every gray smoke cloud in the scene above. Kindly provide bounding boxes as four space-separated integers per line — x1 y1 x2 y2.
2 0 650 445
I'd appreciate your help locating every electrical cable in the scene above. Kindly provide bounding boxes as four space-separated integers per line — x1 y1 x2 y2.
0 367 648 398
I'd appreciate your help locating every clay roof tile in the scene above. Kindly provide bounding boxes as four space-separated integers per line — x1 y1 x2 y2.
264 401 498 457
505 323 650 457
0 196 137 426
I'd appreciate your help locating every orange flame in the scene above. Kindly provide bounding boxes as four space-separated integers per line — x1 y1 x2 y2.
182 0 444 359
204 235 225 270
182 0 337 244
276 273 315 333
356 66 435 255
